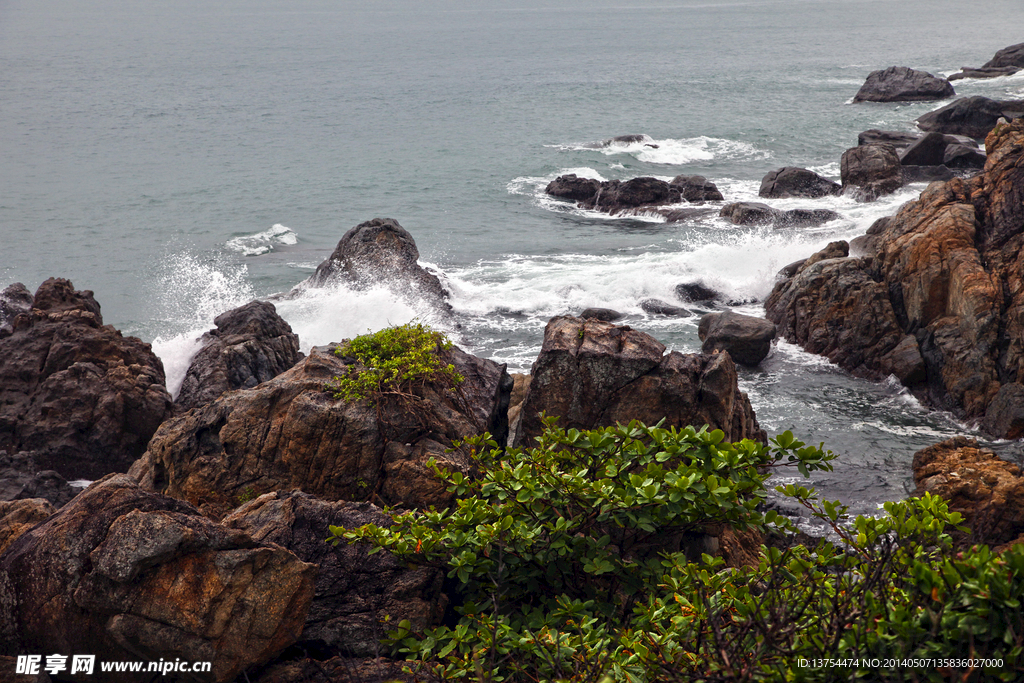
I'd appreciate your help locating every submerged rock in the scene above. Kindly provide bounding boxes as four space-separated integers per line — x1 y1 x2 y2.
176 300 302 412
512 316 764 448
132 343 512 518
853 66 954 103
0 474 316 682
0 278 172 481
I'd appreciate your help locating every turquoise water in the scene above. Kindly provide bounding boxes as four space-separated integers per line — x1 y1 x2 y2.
4 0 1024 517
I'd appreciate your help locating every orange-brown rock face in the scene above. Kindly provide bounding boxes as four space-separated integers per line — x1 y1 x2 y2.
913 437 1024 546
767 119 1024 437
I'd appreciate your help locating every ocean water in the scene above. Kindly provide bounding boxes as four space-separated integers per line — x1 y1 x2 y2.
4 0 1024 518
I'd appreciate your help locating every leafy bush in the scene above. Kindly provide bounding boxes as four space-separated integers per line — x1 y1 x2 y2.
328 420 1024 682
326 322 463 404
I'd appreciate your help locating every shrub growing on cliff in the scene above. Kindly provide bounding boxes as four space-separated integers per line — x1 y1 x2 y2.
326 321 463 404
329 421 1024 681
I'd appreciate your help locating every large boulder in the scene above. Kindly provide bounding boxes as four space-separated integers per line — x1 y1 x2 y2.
758 167 840 199
840 143 904 200
670 175 724 202
913 437 1024 546
223 491 446 658
983 42 1024 70
131 343 512 518
544 174 721 217
898 132 951 167
765 119 1024 437
698 312 776 366
916 96 1024 139
292 218 451 316
0 279 173 480
176 301 302 412
852 66 954 103
544 174 601 203
0 474 316 682
512 316 764 448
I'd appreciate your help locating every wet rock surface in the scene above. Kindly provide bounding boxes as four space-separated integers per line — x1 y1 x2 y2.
0 278 173 481
698 312 777 366
176 301 302 412
513 316 764 448
853 66 954 103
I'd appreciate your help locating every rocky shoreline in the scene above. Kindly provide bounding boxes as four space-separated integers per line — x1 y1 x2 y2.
4 41 1024 683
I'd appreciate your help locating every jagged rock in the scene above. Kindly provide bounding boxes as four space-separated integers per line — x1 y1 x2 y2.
0 498 55 556
916 96 1024 139
131 344 512 519
0 279 172 480
639 299 689 316
670 175 724 202
176 301 302 412
223 491 445 659
758 167 840 199
853 66 954 103
292 218 451 316
765 120 1024 436
512 317 764 448
858 129 921 149
675 282 721 304
0 451 77 509
698 312 776 366
841 143 904 200
579 307 624 322
913 437 1024 546
0 284 32 337
0 474 316 682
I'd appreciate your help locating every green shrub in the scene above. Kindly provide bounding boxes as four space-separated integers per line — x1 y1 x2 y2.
327 321 464 405
328 420 1024 682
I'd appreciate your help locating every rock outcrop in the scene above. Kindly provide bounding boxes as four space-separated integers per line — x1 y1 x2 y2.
223 491 446 659
758 167 840 199
698 312 777 366
545 174 723 217
916 96 1024 139
290 218 452 317
512 317 764 448
840 143 904 200
853 66 955 103
0 474 316 682
176 301 302 412
913 437 1024 547
766 119 1024 437
0 279 173 480
131 344 512 518
949 43 1024 80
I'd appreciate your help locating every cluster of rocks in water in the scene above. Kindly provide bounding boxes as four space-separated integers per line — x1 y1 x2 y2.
6 42 1024 683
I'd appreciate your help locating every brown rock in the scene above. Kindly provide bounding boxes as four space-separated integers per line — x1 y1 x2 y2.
131 344 511 518
223 491 445 658
0 498 54 555
0 279 173 480
513 317 764 447
912 437 1024 545
0 475 316 682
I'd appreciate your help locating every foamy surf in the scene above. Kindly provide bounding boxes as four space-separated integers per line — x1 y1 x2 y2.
226 224 298 256
550 135 770 165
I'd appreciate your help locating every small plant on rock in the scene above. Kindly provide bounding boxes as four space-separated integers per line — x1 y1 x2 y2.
326 321 464 405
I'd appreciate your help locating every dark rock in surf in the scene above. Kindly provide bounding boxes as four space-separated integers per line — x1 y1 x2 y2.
899 132 951 166
545 174 601 203
698 311 777 366
949 66 1021 81
579 307 624 322
0 450 78 509
758 167 840 199
858 129 921 149
639 299 689 316
840 143 904 200
175 300 302 412
775 208 840 228
605 134 648 145
222 491 446 659
983 42 1024 70
512 316 765 448
916 96 1024 139
670 175 724 202
294 218 452 316
719 202 776 226
0 278 173 481
675 282 721 304
900 165 956 184
853 66 954 103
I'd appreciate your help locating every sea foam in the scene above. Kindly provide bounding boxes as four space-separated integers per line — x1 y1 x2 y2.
225 223 298 256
